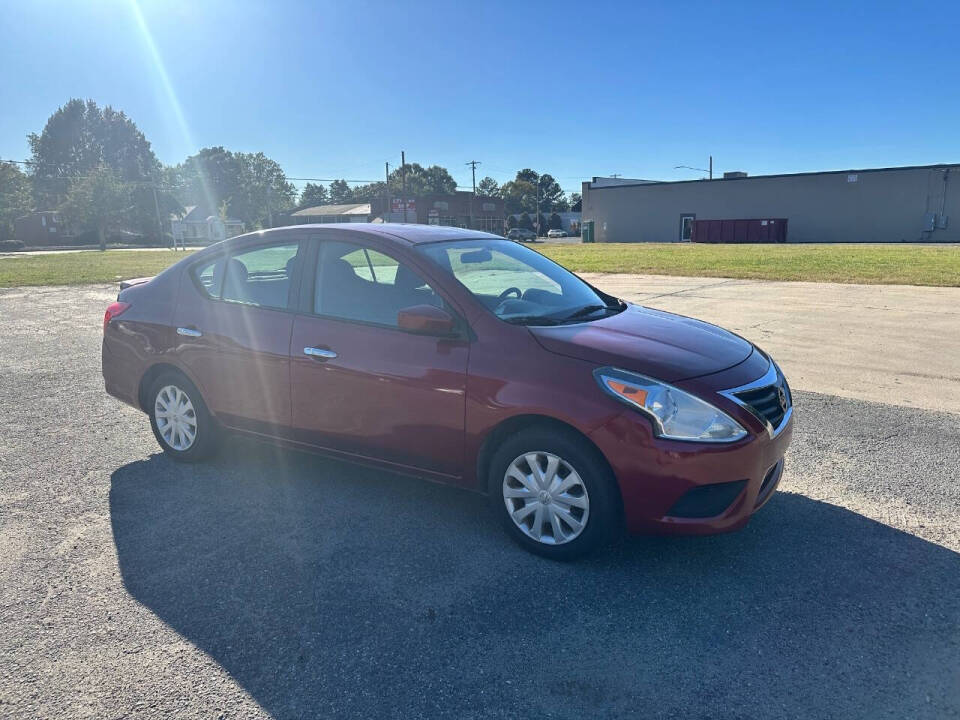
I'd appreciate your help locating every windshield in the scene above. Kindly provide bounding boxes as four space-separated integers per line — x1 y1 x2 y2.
417 239 622 325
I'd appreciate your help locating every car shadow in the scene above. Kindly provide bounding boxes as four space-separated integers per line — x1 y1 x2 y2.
109 440 960 719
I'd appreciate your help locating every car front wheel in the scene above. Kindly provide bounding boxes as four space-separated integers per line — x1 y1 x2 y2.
148 372 218 462
488 427 620 559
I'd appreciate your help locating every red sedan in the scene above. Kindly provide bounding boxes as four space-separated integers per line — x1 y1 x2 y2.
102 224 793 559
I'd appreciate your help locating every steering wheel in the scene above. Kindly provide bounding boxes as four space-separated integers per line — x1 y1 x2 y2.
497 287 522 302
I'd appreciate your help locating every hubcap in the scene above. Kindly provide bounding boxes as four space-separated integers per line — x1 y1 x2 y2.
154 384 198 452
502 451 590 545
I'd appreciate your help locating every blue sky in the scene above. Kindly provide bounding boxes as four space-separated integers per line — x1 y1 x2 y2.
1 0 958 195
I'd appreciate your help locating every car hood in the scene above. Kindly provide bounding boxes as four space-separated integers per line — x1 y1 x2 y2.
529 304 754 382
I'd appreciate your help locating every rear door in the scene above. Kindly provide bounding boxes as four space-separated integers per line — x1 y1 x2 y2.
289 237 469 478
175 240 303 434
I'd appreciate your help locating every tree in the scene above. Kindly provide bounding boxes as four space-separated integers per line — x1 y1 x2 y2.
350 181 387 202
172 147 296 228
500 179 537 214
387 163 457 196
477 176 500 198
518 212 534 231
536 174 565 212
29 99 160 209
0 162 32 241
570 192 582 212
235 151 297 227
549 212 563 230
500 169 568 214
300 182 328 207
506 214 518 230
58 165 131 250
328 179 353 204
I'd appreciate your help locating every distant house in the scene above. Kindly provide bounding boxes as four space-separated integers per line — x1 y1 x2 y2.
14 211 63 246
285 203 373 224
171 205 245 245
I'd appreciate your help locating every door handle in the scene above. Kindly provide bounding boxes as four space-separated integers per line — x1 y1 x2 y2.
304 346 337 360
177 327 202 338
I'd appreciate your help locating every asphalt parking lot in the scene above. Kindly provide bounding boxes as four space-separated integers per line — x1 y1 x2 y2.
1 283 958 719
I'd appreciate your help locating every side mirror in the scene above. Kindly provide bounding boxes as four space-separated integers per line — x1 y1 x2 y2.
397 304 456 336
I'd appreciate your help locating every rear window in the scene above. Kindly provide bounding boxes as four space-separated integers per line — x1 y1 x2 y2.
192 257 225 299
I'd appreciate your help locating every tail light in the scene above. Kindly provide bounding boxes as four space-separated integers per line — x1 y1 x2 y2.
103 302 131 333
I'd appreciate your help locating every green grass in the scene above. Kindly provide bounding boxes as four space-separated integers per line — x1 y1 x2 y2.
2 243 960 288
0 249 196 288
536 242 960 286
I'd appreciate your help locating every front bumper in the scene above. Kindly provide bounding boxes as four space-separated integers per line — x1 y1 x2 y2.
589 395 793 536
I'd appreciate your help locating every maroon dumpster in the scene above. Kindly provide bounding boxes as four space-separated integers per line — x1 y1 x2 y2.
691 218 787 243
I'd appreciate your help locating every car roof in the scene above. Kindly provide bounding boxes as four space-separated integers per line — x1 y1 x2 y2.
254 222 504 246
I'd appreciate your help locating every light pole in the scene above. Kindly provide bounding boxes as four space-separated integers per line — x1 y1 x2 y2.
674 155 713 179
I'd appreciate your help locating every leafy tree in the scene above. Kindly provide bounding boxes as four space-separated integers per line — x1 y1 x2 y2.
477 176 500 198
388 163 457 196
328 179 353 204
172 147 296 228
235 151 297 227
536 174 565 212
300 182 329 207
506 214 518 230
58 165 131 250
349 181 387 202
570 192 582 212
549 212 563 230
518 212 534 231
500 179 537 215
0 162 32 241
501 169 568 214
29 99 160 209
516 168 539 184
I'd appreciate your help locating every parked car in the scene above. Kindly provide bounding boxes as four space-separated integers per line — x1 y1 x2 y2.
506 227 537 242
102 224 793 559
546 229 567 238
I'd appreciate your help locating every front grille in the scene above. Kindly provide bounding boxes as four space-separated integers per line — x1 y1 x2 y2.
733 380 788 429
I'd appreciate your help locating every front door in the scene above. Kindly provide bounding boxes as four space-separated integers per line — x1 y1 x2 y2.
289 239 469 477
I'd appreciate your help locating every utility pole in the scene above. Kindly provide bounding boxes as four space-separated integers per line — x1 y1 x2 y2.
536 180 541 238
709 155 713 180
151 183 166 249
401 150 407 223
385 161 390 222
466 160 481 230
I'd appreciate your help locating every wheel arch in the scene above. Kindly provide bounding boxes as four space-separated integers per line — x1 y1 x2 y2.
137 362 206 413
475 414 622 509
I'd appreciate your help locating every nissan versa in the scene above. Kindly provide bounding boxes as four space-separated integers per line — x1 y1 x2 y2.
102 224 793 559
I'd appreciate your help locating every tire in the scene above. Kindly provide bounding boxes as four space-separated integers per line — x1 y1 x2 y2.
488 426 620 560
147 371 218 462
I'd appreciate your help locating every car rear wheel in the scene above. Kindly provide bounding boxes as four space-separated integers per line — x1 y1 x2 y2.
488 427 620 559
148 372 218 462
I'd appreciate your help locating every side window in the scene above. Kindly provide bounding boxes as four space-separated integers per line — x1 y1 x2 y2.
222 243 300 310
192 257 225 299
314 241 443 327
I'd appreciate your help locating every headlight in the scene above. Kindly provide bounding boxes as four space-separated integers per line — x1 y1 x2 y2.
594 367 748 443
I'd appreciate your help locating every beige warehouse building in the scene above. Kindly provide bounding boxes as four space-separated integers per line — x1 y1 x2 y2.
581 163 959 243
